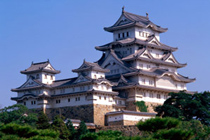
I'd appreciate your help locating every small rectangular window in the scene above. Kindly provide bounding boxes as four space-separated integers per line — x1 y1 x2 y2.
24 102 26 105
149 93 153 98
142 79 146 84
157 94 161 99
104 96 106 100
45 74 47 79
122 32 125 38
127 32 129 37
99 96 101 100
147 65 150 69
118 33 120 38
149 80 153 85
68 98 70 102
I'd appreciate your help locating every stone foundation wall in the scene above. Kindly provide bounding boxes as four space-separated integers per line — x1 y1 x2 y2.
96 125 142 137
45 104 94 122
123 120 139 126
125 101 138 111
145 102 162 113
93 104 113 126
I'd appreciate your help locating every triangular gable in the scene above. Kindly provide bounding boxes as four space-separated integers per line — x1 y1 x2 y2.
101 51 131 73
165 54 178 64
139 49 153 59
112 13 133 27
44 64 56 71
19 77 41 89
73 74 90 84
148 36 161 46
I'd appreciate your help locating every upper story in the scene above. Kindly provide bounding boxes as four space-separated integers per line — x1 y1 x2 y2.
20 60 60 85
104 7 167 42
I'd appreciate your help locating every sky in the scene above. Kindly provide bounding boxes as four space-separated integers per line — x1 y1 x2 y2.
0 0 210 108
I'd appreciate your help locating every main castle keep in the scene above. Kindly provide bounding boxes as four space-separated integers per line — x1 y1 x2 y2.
11 9 195 126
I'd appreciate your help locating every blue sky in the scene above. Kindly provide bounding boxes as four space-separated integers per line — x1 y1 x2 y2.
0 1 209 108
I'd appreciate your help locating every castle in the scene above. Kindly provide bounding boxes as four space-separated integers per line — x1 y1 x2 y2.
11 8 195 126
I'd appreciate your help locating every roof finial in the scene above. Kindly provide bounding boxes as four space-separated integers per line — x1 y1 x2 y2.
83 59 86 62
146 12 149 18
122 6 125 13
47 59 49 62
31 61 33 65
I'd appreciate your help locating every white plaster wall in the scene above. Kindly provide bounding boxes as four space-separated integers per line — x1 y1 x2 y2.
134 27 160 41
149 49 164 59
107 114 154 122
90 71 105 79
139 76 154 86
113 27 135 41
93 94 115 105
136 61 156 70
41 72 55 84
49 94 93 108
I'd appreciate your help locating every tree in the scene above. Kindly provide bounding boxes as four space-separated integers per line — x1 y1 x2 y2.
51 115 70 139
66 119 76 139
0 104 37 126
36 112 50 129
155 91 210 125
77 121 88 139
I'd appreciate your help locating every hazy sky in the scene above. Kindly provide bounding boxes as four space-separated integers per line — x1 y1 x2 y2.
0 1 210 108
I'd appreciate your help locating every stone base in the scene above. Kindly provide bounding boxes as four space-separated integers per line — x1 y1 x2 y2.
108 120 138 126
145 102 162 113
125 101 138 111
45 104 94 123
93 104 113 126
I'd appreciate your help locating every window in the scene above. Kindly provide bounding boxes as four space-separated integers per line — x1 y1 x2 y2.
85 96 88 100
24 102 26 105
51 75 53 80
60 89 65 94
94 75 97 79
45 74 47 79
156 53 159 58
149 93 153 98
75 97 80 101
119 100 122 105
126 32 129 37
56 100 60 104
68 98 70 102
104 96 106 100
142 79 146 84
88 85 90 89
31 101 36 105
130 48 132 54
72 88 75 92
36 90 40 94
147 65 151 69
149 80 153 85
139 64 143 69
122 32 125 38
164 95 167 99
36 74 40 79
157 94 161 99
118 33 120 38
175 84 178 89
143 92 146 97
99 96 101 100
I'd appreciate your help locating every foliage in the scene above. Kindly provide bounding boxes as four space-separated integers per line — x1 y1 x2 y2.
0 123 59 140
51 115 70 139
0 104 38 126
80 130 125 140
155 91 210 125
137 117 180 132
134 101 148 112
66 119 76 139
153 128 193 140
77 120 88 138
36 112 50 129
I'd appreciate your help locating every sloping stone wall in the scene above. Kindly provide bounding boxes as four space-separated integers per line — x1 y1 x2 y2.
45 104 94 122
93 104 113 126
96 125 142 137
145 102 162 113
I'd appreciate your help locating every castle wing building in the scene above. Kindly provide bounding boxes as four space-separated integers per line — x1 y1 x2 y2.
11 9 195 126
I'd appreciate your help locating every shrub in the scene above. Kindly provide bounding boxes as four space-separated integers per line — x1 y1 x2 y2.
137 117 180 132
153 128 193 140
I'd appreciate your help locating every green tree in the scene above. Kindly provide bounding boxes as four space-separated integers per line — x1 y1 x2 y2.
0 104 37 126
66 119 76 139
155 91 210 125
51 115 70 139
134 101 148 112
77 121 88 139
36 112 50 129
